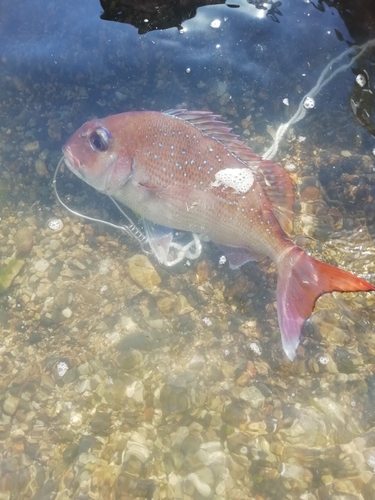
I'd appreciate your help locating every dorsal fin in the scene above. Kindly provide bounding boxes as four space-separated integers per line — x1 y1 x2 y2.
165 109 294 234
164 109 260 163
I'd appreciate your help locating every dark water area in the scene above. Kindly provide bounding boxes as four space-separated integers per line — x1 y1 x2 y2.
1 1 375 499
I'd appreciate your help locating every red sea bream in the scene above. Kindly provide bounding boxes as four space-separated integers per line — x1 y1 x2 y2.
62 109 375 360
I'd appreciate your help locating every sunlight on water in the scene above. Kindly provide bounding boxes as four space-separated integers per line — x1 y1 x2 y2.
1 0 375 498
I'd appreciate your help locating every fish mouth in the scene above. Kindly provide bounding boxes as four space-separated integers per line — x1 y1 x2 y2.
62 144 87 183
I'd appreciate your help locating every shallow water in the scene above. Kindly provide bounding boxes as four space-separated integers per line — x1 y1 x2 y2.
1 1 375 499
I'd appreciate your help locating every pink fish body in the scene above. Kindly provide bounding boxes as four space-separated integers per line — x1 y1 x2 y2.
63 110 375 360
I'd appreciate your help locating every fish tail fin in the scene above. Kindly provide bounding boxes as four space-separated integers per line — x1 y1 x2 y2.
277 245 375 361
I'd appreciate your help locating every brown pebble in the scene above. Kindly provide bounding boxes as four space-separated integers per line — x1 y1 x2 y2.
195 260 212 283
300 185 320 201
35 159 48 176
14 227 35 256
144 407 154 421
23 141 39 152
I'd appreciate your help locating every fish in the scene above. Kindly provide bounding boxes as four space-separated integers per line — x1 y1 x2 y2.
62 109 375 360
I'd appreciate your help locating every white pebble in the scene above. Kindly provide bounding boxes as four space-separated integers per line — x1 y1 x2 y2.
47 218 63 232
62 307 72 319
70 412 83 426
186 473 211 497
249 342 262 355
202 317 212 326
285 163 297 172
34 258 50 273
356 73 367 88
318 355 330 365
56 361 69 377
218 255 227 265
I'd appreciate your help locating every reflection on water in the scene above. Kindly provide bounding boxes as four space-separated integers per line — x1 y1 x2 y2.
1 0 375 498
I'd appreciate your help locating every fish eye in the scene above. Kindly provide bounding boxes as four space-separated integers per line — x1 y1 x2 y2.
89 127 110 153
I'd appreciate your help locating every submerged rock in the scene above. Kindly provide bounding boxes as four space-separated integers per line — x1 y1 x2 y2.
0 258 24 293
14 227 35 256
127 254 161 292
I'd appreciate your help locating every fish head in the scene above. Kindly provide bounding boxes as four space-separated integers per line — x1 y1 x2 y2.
62 116 133 195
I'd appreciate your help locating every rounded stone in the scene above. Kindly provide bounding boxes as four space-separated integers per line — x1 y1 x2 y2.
34 258 50 273
127 254 161 291
3 395 20 415
61 307 72 319
14 227 35 256
239 385 265 409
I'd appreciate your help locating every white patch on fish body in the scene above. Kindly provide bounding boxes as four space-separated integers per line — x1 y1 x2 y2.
210 168 254 194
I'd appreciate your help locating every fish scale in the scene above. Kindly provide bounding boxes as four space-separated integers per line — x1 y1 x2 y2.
133 115 236 190
63 109 375 361
115 112 280 256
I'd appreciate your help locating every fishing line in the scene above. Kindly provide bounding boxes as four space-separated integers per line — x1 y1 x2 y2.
53 157 203 265
263 38 375 161
53 156 150 253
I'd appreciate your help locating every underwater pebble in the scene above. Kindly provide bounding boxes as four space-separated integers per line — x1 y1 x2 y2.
61 307 72 319
49 239 60 251
91 410 111 435
77 379 91 393
14 226 34 256
56 361 69 377
3 395 20 415
356 73 367 87
23 141 39 152
47 218 63 232
34 258 50 273
124 435 151 463
285 163 297 172
127 254 161 291
216 81 227 97
341 150 352 157
239 386 265 408
202 317 212 326
174 294 193 315
35 159 48 176
185 472 212 497
0 258 25 293
249 342 262 355
218 255 227 265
